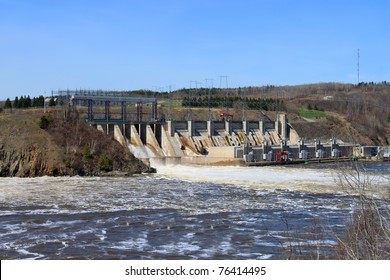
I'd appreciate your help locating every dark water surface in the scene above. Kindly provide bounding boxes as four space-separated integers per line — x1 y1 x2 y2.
0 164 388 259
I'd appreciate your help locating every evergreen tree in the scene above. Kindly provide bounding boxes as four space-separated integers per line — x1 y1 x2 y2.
49 96 56 107
39 95 45 106
26 95 32 108
4 98 12 109
19 96 25 108
33 95 44 107
13 97 19 108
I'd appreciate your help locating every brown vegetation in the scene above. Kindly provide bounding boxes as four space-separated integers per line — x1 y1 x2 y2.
0 109 154 177
336 206 389 259
285 84 390 145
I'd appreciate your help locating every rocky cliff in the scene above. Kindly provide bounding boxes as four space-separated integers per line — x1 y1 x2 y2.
0 143 49 177
0 110 155 177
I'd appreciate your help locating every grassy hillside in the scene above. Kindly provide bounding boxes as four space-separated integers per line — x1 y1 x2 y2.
298 108 326 120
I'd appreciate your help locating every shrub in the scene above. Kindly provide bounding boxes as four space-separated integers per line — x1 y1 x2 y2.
336 205 389 259
82 144 91 160
98 154 112 171
39 115 54 129
64 159 72 168
49 97 56 107
50 165 59 176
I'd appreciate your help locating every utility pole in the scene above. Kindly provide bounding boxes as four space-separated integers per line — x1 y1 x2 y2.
188 80 198 121
168 85 172 121
43 91 46 113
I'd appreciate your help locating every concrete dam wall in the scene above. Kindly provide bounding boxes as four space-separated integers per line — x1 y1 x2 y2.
93 113 353 165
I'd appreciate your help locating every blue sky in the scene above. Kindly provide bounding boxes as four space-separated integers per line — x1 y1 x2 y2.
1 0 390 99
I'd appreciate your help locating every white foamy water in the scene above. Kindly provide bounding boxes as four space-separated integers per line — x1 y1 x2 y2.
154 164 336 193
152 162 390 197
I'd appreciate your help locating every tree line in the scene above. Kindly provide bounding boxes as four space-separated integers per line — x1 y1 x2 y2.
3 95 56 109
182 96 284 111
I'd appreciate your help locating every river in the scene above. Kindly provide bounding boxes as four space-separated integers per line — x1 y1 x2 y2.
0 161 388 259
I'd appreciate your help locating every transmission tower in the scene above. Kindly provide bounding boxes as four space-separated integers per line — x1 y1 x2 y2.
205 78 214 89
241 87 247 121
188 81 196 121
219 76 229 119
219 75 228 88
205 78 214 121
357 48 360 85
259 87 264 121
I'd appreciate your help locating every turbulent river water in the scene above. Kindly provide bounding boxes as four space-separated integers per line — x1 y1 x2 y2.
0 162 389 259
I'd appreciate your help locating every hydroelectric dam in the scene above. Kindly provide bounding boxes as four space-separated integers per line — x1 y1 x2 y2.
59 90 355 166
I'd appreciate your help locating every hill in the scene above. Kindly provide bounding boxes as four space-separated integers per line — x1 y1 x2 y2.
155 82 390 145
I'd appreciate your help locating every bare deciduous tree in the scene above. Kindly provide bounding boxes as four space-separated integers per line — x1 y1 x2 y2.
335 162 390 259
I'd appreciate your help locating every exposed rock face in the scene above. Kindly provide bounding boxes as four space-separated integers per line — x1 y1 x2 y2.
0 144 49 177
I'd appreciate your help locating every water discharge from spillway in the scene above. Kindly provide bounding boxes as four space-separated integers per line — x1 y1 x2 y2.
150 160 390 197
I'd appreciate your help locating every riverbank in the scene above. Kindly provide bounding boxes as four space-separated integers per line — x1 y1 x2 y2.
0 110 155 177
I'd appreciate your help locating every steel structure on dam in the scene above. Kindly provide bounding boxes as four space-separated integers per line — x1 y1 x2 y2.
56 89 158 123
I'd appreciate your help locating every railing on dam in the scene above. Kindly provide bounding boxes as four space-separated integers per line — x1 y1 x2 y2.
57 91 158 123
